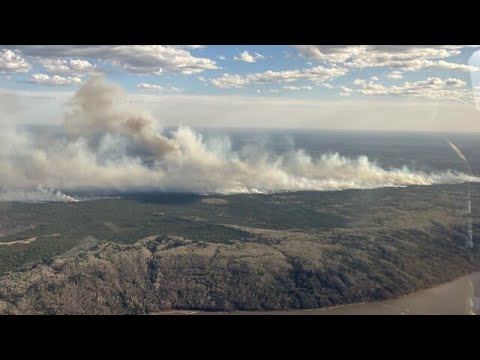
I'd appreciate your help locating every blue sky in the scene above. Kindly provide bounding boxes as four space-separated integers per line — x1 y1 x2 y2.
1 45 479 98
1 45 480 131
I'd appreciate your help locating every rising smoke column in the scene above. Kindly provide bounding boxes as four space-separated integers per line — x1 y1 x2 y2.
64 75 181 159
448 140 472 173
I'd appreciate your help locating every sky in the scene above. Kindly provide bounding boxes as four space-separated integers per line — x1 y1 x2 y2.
1 45 480 132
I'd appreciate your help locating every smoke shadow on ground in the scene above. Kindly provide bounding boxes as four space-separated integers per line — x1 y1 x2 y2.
122 192 202 205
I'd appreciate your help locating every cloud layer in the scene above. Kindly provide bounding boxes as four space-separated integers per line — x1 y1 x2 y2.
31 74 83 86
342 77 472 100
7 45 218 75
210 65 347 88
39 58 95 76
2 45 479 102
295 45 480 72
137 83 181 93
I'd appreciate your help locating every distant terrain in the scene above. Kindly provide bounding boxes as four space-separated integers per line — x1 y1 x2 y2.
0 184 479 314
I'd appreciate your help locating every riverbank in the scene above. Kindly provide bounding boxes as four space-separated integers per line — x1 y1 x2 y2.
158 272 480 315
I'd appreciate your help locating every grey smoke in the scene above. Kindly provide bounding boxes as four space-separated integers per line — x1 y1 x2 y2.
0 185 78 203
64 75 181 159
1 76 480 202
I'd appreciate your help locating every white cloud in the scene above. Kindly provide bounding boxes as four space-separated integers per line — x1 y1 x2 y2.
0 49 31 73
349 77 471 100
31 74 83 86
137 83 181 92
320 83 334 89
175 45 205 49
246 66 346 83
39 58 95 76
296 45 366 62
295 45 480 72
283 85 313 90
339 86 354 96
391 59 478 72
210 65 347 88
210 74 251 88
352 79 367 86
137 83 165 91
7 45 218 75
387 71 404 80
370 76 379 81
217 55 226 60
234 51 265 63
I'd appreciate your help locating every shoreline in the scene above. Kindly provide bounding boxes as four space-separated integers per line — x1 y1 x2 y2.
156 272 480 315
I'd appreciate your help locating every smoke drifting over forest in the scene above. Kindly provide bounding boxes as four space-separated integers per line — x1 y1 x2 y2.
1 76 479 202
